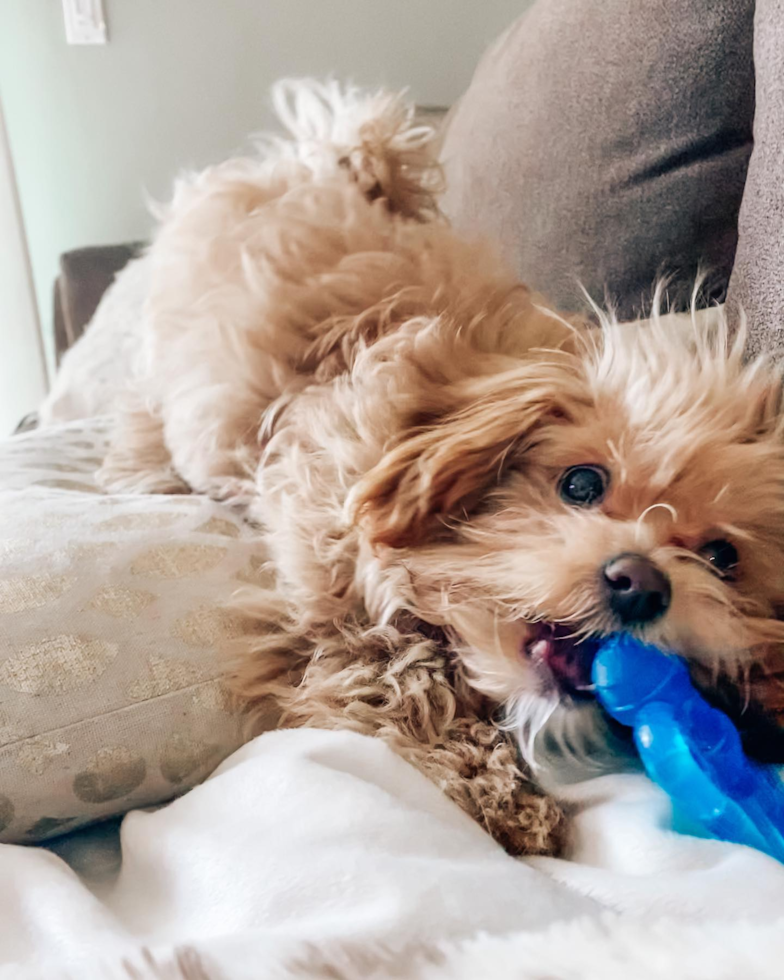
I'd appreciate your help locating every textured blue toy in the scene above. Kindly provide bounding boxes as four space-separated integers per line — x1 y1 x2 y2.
592 634 784 863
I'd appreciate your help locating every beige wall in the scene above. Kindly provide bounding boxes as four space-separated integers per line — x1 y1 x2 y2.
0 0 529 376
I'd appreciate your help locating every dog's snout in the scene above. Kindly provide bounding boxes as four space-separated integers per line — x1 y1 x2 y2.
603 553 671 626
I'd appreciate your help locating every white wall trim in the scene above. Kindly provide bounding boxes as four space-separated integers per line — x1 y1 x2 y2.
0 94 49 431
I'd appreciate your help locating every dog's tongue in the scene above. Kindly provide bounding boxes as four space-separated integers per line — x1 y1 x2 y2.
530 625 600 697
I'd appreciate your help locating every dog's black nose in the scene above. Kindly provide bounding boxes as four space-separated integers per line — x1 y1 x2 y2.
603 553 671 626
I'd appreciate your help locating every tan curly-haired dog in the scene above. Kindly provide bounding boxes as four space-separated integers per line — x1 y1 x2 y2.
100 81 784 856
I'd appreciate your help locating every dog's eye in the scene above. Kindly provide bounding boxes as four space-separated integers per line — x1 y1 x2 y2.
558 465 609 508
698 539 739 576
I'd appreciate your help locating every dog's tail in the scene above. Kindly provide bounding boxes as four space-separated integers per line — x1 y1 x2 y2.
264 78 442 220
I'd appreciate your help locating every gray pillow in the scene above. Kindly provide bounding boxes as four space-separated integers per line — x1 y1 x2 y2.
727 0 784 359
440 0 754 319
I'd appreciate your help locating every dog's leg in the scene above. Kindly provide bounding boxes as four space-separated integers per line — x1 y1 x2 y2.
97 394 189 495
228 598 565 858
399 722 566 857
160 387 264 508
99 386 264 504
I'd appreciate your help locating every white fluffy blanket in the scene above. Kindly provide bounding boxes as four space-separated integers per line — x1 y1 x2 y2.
2 729 784 979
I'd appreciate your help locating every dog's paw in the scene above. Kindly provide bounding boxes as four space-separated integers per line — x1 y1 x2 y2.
199 476 258 512
491 789 567 858
95 463 190 497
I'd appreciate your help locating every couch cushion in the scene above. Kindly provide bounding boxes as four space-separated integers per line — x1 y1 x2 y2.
440 0 754 318
727 0 784 359
0 418 271 843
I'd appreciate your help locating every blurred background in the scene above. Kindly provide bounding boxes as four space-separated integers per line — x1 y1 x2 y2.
0 0 530 433
0 0 527 431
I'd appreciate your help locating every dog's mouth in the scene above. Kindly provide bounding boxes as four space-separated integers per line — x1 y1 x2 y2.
523 622 602 699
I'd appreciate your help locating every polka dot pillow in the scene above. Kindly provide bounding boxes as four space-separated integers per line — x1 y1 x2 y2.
0 418 272 842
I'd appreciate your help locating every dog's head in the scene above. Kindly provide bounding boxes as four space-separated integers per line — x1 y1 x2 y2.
351 305 784 772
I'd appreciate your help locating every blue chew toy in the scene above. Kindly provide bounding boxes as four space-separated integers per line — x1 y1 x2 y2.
592 634 784 862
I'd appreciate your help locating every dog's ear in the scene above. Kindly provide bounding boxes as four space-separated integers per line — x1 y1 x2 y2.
351 360 577 548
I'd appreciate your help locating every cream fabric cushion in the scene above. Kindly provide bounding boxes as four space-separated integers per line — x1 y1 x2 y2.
0 417 270 843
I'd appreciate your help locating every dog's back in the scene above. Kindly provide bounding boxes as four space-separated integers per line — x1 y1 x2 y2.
99 81 445 499
99 80 565 503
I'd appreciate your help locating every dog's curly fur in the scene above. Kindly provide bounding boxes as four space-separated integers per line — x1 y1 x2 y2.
100 80 784 857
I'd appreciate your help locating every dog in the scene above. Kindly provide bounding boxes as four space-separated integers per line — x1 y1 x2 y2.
99 80 784 856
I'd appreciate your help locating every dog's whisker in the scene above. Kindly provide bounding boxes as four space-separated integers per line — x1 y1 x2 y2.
635 503 678 545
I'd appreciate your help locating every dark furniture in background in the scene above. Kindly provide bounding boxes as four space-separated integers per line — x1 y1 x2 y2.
53 242 144 366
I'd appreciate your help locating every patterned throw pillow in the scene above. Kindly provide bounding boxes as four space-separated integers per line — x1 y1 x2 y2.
0 418 272 842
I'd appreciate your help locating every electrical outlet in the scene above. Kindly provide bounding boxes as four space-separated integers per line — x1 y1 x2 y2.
62 0 107 45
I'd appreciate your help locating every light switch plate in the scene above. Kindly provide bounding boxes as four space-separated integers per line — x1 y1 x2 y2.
62 0 107 45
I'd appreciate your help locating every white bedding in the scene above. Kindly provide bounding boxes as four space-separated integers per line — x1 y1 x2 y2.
2 728 784 978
